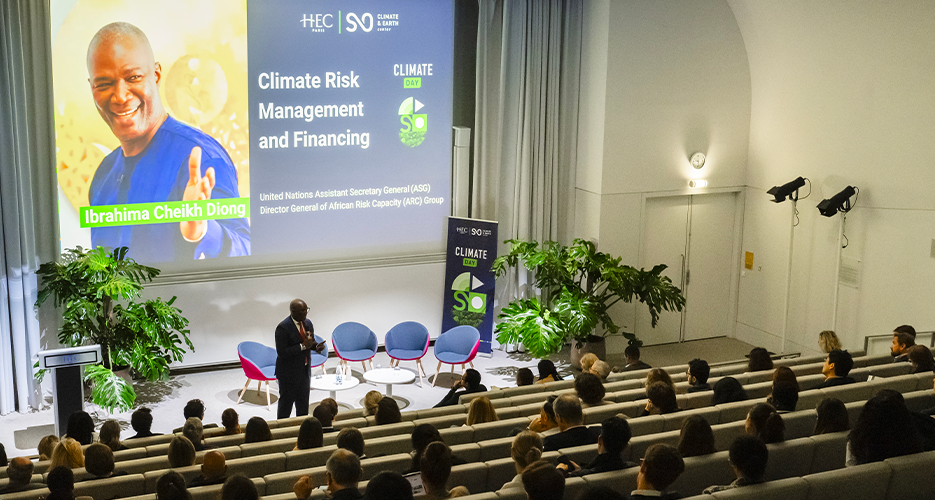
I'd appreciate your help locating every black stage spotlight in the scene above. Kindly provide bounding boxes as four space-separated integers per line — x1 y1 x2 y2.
817 186 857 217
767 177 807 203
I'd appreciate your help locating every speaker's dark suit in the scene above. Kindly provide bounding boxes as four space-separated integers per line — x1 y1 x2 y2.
275 315 313 418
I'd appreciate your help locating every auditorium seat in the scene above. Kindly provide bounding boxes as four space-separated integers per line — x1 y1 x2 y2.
802 461 891 500
74 473 146 500
763 439 815 481
707 477 810 500
883 450 935 500
188 477 265 500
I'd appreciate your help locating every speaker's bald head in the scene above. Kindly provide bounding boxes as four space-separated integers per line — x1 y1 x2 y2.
87 22 153 73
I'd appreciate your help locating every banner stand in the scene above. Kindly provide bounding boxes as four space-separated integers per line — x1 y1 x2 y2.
440 217 498 354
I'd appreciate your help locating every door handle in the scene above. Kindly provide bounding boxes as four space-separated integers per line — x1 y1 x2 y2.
679 254 686 289
686 269 691 286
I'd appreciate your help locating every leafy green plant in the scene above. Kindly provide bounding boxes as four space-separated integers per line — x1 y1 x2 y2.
491 239 686 358
35 246 193 412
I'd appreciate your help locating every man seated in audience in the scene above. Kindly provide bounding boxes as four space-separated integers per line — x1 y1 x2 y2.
556 416 636 477
363 471 413 500
434 369 487 408
622 345 652 372
687 358 711 393
895 324 916 340
183 417 213 452
638 382 680 416
313 404 336 433
173 399 217 433
294 449 364 500
126 407 161 439
84 443 127 480
222 475 259 500
543 395 601 452
516 367 535 387
892 330 915 363
419 441 469 498
703 435 768 494
817 349 856 388
629 444 685 500
336 428 365 458
0 457 44 494
590 360 612 381
188 450 228 487
522 460 564 500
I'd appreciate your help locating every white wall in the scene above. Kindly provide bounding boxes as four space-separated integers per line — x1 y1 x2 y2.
729 0 935 354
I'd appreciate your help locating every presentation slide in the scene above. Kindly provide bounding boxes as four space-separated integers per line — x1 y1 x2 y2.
50 0 454 269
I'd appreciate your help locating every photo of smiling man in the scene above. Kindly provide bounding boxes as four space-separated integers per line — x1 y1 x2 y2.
86 21 250 261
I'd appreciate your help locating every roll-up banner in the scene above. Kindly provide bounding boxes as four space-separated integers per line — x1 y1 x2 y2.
441 217 498 355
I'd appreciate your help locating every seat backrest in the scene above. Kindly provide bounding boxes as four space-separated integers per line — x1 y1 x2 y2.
238 341 277 367
385 321 430 352
708 477 809 500
803 461 891 500
331 322 377 353
435 325 481 356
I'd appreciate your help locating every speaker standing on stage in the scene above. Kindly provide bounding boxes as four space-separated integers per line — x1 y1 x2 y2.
276 299 320 419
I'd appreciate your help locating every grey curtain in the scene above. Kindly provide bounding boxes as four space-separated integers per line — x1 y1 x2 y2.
0 0 59 413
473 0 582 308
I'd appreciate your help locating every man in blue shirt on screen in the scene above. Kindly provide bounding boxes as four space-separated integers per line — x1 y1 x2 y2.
86 22 249 262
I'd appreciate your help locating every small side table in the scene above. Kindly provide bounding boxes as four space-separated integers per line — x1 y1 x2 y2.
364 368 416 408
310 373 360 409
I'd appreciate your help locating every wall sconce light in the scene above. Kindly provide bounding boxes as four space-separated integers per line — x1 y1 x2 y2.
690 152 706 170
767 177 807 203
817 186 857 217
688 179 707 188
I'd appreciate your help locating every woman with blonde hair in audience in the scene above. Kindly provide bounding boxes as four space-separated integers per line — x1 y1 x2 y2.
49 438 84 470
38 435 59 461
677 415 716 457
818 330 842 353
167 436 196 468
220 408 241 435
363 390 383 417
501 431 543 491
579 353 599 373
645 368 676 393
466 396 499 426
98 419 128 452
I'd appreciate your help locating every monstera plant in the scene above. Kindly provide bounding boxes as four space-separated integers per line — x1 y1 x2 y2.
35 246 193 412
492 239 686 359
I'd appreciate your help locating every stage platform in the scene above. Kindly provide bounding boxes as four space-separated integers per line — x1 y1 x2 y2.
0 336 756 458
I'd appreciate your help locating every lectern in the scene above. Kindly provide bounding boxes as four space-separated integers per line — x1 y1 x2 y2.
36 345 102 436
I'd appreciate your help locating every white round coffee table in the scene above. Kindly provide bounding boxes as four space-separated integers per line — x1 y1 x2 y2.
310 373 360 408
364 368 416 408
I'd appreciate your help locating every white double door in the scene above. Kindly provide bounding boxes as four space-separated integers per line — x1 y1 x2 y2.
635 192 739 344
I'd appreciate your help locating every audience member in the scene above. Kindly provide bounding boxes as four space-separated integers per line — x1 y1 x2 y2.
622 345 651 372
244 416 272 443
894 324 917 339
182 417 210 451
98 419 128 452
363 391 383 417
46 465 79 500
363 471 413 500
376 397 403 425
536 359 563 383
579 353 599 372
0 457 43 494
703 435 768 493
296 417 324 450
767 381 799 412
640 382 679 416
630 444 685 499
747 347 773 372
575 486 625 500
892 330 915 362
38 435 59 460
434 369 487 407
528 395 559 435
848 390 923 465
771 366 799 388
167 436 196 468
575 372 608 407
221 474 258 500
84 443 126 479
420 441 469 499
221 408 241 435
516 367 535 387
817 349 856 388
814 398 850 435
173 399 217 433
407 424 442 473
324 449 363 499
0 442 6 466
320 398 340 420
50 437 84 470
501 431 543 491
313 403 336 432
818 330 842 353
746 403 785 443
686 359 710 393
558 416 635 477
542 395 600 452
590 360 612 381
188 450 228 487
522 459 564 500
128 408 160 439
337 427 365 458
466 396 499 425
712 377 748 405
677 414 716 458
645 368 677 393
65 411 95 446
155 471 192 500
908 345 935 373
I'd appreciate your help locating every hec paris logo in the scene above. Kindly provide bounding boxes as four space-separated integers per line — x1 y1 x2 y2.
451 272 486 313
398 97 427 147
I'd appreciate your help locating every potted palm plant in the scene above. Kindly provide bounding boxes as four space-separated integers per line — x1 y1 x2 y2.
492 239 685 366
35 246 193 412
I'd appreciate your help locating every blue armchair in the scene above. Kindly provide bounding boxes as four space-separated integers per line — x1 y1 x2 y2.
385 321 430 384
331 322 378 375
432 325 481 386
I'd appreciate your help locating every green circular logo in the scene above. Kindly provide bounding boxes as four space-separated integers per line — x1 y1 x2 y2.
398 97 427 147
